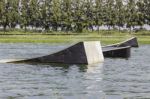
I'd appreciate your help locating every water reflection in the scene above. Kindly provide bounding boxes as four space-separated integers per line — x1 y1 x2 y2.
82 63 105 99
86 63 103 73
0 62 105 99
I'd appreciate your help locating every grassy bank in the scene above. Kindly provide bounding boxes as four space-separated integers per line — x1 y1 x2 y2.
0 31 150 45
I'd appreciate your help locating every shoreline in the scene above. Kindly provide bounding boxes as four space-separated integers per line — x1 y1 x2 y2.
0 31 150 44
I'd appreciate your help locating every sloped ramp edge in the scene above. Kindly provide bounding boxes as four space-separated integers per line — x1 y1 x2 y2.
7 41 104 65
103 37 139 47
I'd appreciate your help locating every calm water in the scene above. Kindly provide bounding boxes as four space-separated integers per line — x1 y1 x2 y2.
0 43 150 99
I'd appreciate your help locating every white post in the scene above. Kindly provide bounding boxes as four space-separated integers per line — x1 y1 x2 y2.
84 41 104 64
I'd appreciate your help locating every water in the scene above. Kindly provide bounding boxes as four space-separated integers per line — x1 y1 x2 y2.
0 43 149 99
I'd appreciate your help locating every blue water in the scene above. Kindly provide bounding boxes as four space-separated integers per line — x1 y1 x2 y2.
0 43 149 99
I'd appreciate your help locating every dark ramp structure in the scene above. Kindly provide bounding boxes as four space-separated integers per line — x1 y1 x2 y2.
5 37 138 64
104 37 138 47
8 41 104 65
102 37 138 58
102 46 131 58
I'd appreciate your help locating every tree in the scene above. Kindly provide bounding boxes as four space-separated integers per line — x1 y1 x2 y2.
143 0 150 26
60 0 74 32
39 0 53 31
28 0 40 30
0 0 4 27
82 0 95 31
103 0 117 30
8 0 20 29
115 0 126 32
72 0 84 32
0 0 11 31
125 0 138 32
95 0 104 33
20 0 31 31
136 0 145 29
51 0 61 31
0 0 149 33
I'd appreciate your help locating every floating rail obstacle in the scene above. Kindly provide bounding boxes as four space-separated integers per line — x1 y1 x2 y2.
102 46 131 58
4 37 138 64
8 41 104 65
102 37 138 58
103 37 138 48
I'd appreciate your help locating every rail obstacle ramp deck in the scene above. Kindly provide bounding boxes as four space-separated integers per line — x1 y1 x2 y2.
103 37 138 48
102 37 138 58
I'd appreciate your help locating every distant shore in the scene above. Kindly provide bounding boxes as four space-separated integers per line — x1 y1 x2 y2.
0 30 150 44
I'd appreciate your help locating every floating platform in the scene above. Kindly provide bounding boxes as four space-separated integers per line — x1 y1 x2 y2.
8 41 104 65
102 37 138 58
102 46 131 58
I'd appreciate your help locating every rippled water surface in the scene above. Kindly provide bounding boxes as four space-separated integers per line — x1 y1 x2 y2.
0 43 149 99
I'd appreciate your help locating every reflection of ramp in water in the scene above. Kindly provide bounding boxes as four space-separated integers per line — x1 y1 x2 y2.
7 41 104 65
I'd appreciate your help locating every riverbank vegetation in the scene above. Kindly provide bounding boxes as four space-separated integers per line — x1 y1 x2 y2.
0 0 150 33
0 0 150 44
0 30 149 44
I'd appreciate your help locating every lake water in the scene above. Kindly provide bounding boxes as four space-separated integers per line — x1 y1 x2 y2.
0 43 149 99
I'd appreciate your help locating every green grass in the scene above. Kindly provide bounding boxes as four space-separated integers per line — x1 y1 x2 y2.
0 30 150 45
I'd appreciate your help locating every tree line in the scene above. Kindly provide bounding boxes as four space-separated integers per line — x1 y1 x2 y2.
0 0 150 32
